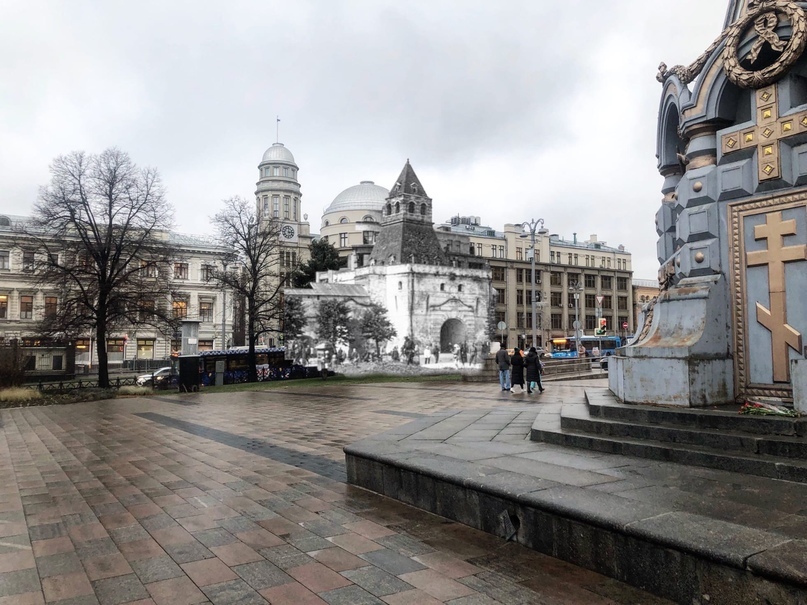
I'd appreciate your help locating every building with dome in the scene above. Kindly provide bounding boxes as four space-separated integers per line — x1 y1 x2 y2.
320 180 389 268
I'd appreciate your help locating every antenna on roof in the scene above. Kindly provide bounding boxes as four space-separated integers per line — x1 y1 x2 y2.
276 116 280 143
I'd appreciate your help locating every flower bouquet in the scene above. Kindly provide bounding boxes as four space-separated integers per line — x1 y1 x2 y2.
739 400 800 417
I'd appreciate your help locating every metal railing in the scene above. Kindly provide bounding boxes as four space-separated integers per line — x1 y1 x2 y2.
24 376 140 392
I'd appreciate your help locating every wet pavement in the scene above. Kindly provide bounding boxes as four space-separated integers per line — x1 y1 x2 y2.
0 379 672 604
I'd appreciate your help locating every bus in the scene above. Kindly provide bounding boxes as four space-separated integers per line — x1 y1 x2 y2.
550 336 623 359
198 347 310 386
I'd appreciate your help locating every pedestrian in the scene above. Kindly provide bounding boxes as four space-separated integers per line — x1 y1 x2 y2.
453 343 461 368
510 347 525 393
460 342 468 367
432 343 440 364
495 345 511 392
391 346 399 362
423 344 432 365
469 343 478 366
525 346 544 394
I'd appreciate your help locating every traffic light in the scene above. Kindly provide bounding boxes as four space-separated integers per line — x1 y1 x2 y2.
595 318 607 335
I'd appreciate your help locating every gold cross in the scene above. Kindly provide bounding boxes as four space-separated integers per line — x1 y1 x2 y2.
721 84 807 181
745 210 807 382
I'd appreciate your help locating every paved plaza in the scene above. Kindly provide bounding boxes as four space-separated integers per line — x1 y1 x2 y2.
0 379 674 605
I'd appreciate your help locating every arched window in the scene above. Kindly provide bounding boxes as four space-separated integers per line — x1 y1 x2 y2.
0 216 11 227
385 203 391 215
398 281 403 290
324 220 329 227
395 202 400 214
408 202 415 213
340 217 349 224
362 215 375 222
420 204 426 215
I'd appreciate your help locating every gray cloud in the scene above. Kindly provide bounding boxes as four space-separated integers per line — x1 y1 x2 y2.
0 0 729 279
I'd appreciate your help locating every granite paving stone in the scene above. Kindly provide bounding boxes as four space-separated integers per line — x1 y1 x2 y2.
0 380 675 605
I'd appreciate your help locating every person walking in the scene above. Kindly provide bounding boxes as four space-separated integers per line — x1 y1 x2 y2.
495 346 511 392
525 346 544 394
423 343 432 365
510 347 525 393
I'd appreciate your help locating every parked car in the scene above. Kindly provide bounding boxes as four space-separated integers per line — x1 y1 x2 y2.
136 367 173 386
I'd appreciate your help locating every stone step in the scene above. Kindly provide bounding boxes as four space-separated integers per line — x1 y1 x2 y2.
530 407 807 484
561 404 807 460
587 397 807 437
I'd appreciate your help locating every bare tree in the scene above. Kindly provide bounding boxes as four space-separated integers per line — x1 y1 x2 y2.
26 148 178 388
211 197 284 382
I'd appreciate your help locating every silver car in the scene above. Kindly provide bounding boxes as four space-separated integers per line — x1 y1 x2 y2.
136 367 173 386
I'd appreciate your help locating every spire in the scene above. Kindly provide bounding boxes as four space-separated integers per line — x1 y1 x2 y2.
390 159 428 199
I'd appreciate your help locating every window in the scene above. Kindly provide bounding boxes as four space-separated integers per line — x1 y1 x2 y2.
568 273 580 287
618 296 628 310
0 251 8 270
273 166 280 176
458 284 462 292
498 245 505 258
550 272 562 286
586 315 597 330
293 197 299 220
550 292 562 307
476 243 482 256
0 294 5 318
516 248 523 261
492 266 505 281
602 276 612 289
585 294 596 307
533 270 541 284
495 288 505 304
107 338 125 362
420 204 426 215
172 299 188 319
517 290 524 305
137 339 155 359
262 196 269 216
551 314 563 330
20 295 33 319
138 300 155 322
568 253 573 264
490 245 496 258
516 269 523 283
284 196 290 219
495 311 506 325
619 317 629 330
550 251 555 263
23 251 35 271
140 261 157 278
617 277 628 291
199 301 214 322
363 231 376 245
607 258 612 268
573 254 578 265
202 265 215 282
585 274 596 288
45 296 57 319
398 281 402 290
517 314 524 328
174 263 188 280
340 217 348 224
408 202 415 213
339 233 348 248
264 168 271 177
271 195 279 218
198 340 214 352
283 167 290 177
440 283 446 291
602 295 612 309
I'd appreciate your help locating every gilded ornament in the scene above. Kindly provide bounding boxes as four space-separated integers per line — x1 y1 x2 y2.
693 181 703 192
694 252 705 263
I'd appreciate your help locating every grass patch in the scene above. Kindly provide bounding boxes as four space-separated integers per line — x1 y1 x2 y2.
0 387 42 403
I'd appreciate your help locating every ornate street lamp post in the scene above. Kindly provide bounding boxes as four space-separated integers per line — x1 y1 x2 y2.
521 219 546 349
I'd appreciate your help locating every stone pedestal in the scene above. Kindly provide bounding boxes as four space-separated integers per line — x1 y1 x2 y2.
609 275 734 406
792 359 807 413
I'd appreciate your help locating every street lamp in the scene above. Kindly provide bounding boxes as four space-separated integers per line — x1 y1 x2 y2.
570 281 584 356
220 258 229 351
521 218 546 350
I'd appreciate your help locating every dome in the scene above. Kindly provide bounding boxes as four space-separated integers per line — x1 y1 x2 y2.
261 143 296 164
325 181 390 213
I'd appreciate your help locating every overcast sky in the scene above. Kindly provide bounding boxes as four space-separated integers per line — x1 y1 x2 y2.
1 0 729 279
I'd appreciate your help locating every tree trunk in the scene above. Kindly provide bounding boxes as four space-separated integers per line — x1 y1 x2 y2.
247 302 257 383
96 318 109 389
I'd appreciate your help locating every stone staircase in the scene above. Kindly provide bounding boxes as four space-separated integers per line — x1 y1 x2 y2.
531 389 807 483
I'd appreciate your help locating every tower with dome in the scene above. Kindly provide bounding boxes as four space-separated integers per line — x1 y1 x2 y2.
255 141 312 282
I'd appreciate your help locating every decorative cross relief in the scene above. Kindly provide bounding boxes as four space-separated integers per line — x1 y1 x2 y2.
745 210 807 382
721 84 807 181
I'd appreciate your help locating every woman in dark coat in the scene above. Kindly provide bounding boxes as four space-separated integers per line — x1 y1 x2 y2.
525 347 544 394
510 348 525 393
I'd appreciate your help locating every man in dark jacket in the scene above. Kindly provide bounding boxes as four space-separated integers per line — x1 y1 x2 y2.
495 346 511 392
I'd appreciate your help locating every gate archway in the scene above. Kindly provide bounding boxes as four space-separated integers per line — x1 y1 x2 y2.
440 318 466 353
